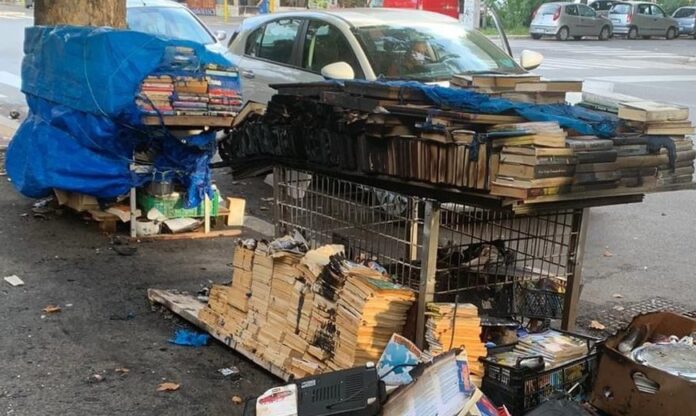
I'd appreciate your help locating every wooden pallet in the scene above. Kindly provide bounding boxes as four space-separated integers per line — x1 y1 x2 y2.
147 289 291 381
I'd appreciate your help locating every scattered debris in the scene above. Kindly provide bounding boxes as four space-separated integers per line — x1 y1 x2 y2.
9 110 20 120
3 275 24 287
42 305 62 314
163 218 201 234
613 306 625 311
169 329 209 347
156 382 180 392
112 245 138 256
114 368 130 374
589 320 606 331
88 374 105 383
603 250 613 257
219 366 240 380
231 395 243 405
109 312 135 321
260 197 274 203
612 293 623 299
146 207 168 222
259 206 269 211
196 286 210 302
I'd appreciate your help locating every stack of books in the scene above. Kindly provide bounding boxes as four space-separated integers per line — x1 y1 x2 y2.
197 239 417 379
618 101 695 190
205 64 242 116
332 274 416 369
172 77 209 116
450 74 581 104
137 75 174 114
424 303 487 382
489 122 572 199
565 136 621 192
488 330 589 370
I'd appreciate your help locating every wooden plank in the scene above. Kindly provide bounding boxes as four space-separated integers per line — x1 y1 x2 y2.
141 115 234 128
147 289 291 381
384 105 525 124
136 228 242 241
512 194 644 215
562 208 588 331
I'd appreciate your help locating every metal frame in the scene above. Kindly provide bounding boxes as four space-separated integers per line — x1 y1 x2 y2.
273 167 587 347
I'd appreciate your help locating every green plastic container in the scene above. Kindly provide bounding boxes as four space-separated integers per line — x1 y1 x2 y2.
137 189 219 219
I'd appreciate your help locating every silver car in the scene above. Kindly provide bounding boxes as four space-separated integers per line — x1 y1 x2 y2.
587 0 618 18
608 1 679 39
530 2 613 41
673 6 696 38
227 9 544 104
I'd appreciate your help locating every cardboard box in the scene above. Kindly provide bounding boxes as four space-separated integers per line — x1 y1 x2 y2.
590 312 696 416
54 189 100 212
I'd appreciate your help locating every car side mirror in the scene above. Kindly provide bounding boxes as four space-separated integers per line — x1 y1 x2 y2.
519 49 544 70
321 62 355 81
215 30 227 41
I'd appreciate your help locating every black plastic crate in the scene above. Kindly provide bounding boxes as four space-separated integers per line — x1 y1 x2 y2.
480 331 598 415
513 284 564 320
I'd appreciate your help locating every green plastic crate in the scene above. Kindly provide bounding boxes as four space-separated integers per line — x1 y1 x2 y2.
137 189 219 219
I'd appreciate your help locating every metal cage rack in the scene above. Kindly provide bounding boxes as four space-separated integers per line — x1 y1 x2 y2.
272 166 586 347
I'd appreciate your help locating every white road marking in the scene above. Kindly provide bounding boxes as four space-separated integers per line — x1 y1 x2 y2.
0 71 21 89
590 75 696 83
0 11 32 20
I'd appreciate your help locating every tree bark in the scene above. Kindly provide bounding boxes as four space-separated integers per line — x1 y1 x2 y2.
34 0 126 28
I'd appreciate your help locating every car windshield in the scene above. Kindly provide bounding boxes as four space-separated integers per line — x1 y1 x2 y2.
610 3 631 14
355 24 522 82
674 8 695 18
127 6 215 45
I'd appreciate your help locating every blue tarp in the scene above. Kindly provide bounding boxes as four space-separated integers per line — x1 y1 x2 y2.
7 26 233 207
355 80 618 138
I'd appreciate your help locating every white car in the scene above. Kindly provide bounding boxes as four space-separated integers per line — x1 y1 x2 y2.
226 8 544 104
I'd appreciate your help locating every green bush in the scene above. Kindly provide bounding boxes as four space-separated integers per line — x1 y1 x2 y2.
660 0 693 15
485 0 546 29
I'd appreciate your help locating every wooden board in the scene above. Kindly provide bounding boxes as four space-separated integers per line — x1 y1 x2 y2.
136 227 241 241
384 105 525 124
147 289 291 381
141 115 235 128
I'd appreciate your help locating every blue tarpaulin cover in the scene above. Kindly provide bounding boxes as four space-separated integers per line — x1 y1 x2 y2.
354 80 619 138
7 26 234 207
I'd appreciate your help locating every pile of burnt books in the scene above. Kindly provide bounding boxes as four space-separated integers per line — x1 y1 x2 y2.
451 74 582 105
198 237 416 379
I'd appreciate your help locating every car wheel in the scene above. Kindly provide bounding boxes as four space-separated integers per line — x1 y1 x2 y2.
628 27 638 40
556 26 570 41
531 34 543 40
666 27 677 40
599 26 610 41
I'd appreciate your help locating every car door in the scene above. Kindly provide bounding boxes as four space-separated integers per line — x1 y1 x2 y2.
238 18 307 104
299 20 366 81
579 4 600 36
564 4 581 36
635 3 653 34
650 4 670 35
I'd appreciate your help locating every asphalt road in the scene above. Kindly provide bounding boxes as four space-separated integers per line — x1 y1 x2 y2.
0 4 695 415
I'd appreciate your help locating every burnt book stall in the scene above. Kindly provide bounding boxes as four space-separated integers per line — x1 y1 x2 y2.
149 76 695 416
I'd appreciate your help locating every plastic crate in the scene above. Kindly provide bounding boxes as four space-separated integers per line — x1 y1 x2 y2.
514 285 564 320
137 189 219 219
480 331 598 415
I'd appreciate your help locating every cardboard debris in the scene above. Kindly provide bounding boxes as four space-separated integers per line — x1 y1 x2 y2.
156 382 180 392
42 305 62 314
3 275 24 287
589 320 606 330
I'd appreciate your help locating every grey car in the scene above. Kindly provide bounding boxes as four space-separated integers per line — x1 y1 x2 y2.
608 1 679 39
530 2 613 41
587 0 617 18
673 6 696 38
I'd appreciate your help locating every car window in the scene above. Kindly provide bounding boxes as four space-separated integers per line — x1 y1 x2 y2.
127 6 215 44
302 21 363 78
245 27 263 56
538 4 560 15
253 19 302 65
637 4 650 15
610 3 631 14
579 5 596 17
566 5 579 16
355 24 523 82
650 5 665 17
674 8 695 18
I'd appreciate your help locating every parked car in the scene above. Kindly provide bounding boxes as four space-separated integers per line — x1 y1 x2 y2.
529 2 613 41
608 1 679 39
673 6 696 38
587 0 617 17
226 8 544 104
126 0 229 51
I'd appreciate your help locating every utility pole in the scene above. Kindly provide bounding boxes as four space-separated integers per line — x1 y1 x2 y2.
34 0 126 28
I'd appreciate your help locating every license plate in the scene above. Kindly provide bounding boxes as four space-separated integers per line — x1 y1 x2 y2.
611 19 620 23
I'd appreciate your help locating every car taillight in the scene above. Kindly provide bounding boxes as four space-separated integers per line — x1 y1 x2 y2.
553 6 561 21
627 13 633 24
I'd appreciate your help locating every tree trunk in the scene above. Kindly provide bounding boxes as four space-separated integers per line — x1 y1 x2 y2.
34 0 126 28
